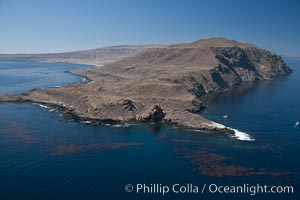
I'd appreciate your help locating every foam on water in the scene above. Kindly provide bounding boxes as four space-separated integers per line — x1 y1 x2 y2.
38 104 49 109
208 121 255 141
111 125 122 127
80 121 92 124
229 128 255 141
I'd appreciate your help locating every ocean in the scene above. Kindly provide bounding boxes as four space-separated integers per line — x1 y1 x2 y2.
0 60 299 199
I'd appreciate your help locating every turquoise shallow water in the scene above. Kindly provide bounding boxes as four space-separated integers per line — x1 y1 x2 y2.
0 60 299 199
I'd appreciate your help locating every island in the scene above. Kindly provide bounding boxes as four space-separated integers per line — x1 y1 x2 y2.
0 37 292 135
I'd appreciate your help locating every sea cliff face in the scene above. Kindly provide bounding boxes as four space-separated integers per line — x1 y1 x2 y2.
186 46 291 94
0 38 292 132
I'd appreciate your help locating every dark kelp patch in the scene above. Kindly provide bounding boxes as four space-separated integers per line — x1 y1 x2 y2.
52 142 144 155
173 147 290 178
2 121 38 144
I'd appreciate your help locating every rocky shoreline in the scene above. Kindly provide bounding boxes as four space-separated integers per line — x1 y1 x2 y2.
0 38 292 138
0 94 234 135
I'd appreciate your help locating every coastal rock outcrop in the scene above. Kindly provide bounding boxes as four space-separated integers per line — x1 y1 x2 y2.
120 99 137 112
142 105 166 122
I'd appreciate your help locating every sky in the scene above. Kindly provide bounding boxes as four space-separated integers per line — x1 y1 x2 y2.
0 0 299 56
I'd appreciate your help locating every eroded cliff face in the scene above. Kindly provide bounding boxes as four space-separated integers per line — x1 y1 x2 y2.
0 38 292 131
183 46 292 94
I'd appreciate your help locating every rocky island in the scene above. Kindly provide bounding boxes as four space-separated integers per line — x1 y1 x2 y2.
0 38 292 135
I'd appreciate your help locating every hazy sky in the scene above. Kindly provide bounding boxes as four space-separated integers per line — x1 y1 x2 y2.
0 0 299 56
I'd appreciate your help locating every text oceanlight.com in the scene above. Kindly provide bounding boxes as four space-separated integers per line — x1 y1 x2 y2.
124 183 294 196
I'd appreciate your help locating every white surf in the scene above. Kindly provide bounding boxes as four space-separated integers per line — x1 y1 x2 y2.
208 121 255 141
38 104 49 109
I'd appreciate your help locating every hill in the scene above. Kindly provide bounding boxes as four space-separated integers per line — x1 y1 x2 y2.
0 45 166 65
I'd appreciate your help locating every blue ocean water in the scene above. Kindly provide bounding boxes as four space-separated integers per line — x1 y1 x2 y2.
0 60 299 199
0 61 90 94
